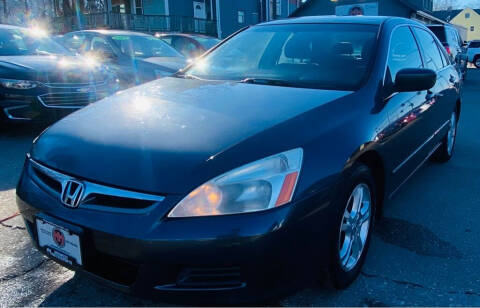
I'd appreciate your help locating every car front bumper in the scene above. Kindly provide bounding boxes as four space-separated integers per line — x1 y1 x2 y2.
0 81 119 123
16 158 338 304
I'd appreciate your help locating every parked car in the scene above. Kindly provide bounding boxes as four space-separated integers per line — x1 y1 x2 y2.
467 40 480 68
58 30 187 89
0 25 118 124
158 33 221 58
428 24 468 79
17 16 461 303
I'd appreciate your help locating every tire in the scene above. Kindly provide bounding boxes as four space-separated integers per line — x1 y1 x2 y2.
328 163 376 289
431 110 458 163
474 56 480 68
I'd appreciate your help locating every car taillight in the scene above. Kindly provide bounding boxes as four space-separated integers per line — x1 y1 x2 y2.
445 45 452 55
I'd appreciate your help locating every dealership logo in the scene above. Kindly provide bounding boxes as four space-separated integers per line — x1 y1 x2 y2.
61 180 84 208
52 228 65 247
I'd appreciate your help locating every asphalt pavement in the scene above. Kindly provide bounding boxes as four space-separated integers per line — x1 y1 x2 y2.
1 70 480 306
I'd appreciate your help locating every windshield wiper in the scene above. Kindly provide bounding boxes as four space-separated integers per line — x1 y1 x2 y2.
240 78 298 88
36 50 54 56
174 72 202 80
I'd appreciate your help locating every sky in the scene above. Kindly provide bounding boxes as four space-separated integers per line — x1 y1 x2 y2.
437 0 480 9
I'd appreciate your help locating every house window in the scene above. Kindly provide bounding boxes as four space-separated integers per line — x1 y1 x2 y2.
135 0 143 15
466 12 471 19
238 11 245 24
471 26 475 31
276 0 281 16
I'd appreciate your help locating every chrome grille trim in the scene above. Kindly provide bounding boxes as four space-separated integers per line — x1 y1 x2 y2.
30 159 165 213
42 80 108 88
3 105 32 120
38 92 99 109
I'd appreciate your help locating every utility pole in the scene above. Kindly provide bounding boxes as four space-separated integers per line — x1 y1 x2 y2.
2 0 7 19
24 0 29 16
272 0 276 20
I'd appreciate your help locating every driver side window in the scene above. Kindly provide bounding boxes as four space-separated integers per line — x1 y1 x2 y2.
387 27 422 84
90 36 113 53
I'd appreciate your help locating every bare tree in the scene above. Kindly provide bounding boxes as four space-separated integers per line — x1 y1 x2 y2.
434 0 456 11
1 0 7 18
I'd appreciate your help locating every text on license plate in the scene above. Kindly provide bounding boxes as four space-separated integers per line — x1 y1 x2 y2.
36 218 82 266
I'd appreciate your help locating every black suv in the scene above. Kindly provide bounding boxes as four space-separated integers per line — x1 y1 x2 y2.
428 24 468 79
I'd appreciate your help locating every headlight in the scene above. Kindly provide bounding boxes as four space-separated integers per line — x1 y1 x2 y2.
0 79 38 89
168 148 303 217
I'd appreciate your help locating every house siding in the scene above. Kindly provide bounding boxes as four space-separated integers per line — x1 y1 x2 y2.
142 0 168 15
217 0 260 38
450 8 480 41
291 0 430 20
167 0 193 17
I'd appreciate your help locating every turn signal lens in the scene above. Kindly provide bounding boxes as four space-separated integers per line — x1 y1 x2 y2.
275 171 299 206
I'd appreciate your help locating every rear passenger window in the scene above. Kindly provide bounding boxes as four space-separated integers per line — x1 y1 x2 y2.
446 29 459 48
387 27 422 83
161 36 172 45
413 28 444 71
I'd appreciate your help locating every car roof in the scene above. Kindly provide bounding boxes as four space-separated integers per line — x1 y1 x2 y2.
159 33 218 39
74 29 151 36
259 15 402 26
427 24 454 28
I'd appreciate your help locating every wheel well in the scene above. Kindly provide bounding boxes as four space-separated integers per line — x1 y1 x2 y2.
356 151 385 219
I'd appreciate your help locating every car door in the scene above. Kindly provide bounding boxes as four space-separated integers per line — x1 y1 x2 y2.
380 26 426 188
412 27 456 142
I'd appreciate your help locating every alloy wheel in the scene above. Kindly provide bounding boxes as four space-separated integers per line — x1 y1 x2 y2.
447 112 457 156
338 183 372 271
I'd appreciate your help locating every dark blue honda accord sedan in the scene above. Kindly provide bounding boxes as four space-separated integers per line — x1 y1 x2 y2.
17 16 461 303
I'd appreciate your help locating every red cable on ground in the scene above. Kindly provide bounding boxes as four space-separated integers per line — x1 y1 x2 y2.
0 212 20 223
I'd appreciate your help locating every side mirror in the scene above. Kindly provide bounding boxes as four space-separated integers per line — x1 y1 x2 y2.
394 68 436 92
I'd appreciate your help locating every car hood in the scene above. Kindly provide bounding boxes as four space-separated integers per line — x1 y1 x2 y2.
0 55 107 83
138 57 187 73
31 77 351 194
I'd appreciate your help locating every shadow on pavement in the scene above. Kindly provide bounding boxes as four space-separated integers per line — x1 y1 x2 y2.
40 273 164 307
374 217 463 259
0 123 47 191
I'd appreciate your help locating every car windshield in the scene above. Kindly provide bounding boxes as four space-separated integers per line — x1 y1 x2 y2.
469 41 480 48
0 29 69 56
185 23 379 90
428 27 447 43
194 36 221 50
110 34 183 58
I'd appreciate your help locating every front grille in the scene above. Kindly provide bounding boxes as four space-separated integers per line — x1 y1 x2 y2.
32 166 62 193
38 92 98 108
29 159 164 211
43 81 107 88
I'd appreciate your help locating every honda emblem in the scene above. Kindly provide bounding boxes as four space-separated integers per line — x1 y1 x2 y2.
61 180 84 208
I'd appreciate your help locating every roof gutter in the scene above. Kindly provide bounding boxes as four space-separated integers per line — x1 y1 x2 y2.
414 10 447 24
